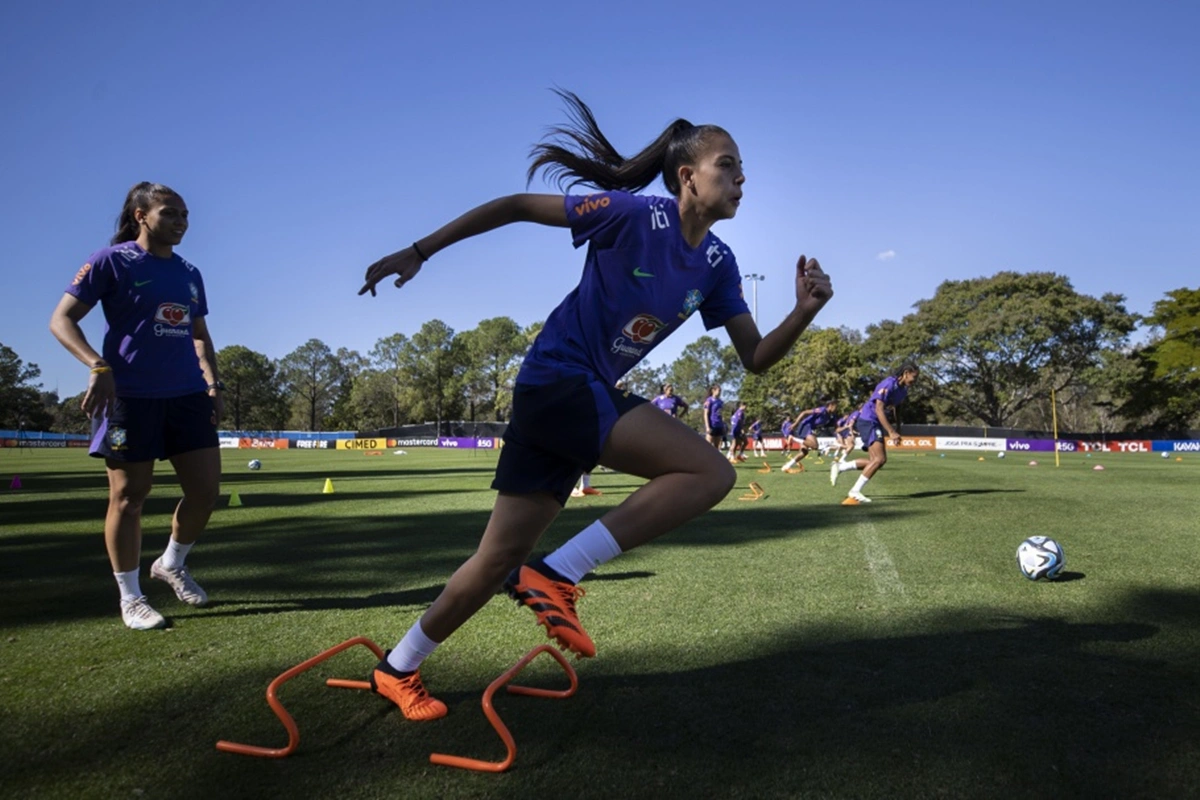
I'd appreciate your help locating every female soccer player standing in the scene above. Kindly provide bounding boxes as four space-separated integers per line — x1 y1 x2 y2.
702 384 726 449
651 383 688 418
831 365 919 503
49 183 223 630
358 91 832 720
728 401 748 461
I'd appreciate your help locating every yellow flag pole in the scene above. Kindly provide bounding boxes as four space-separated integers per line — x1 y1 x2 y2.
1052 387 1060 468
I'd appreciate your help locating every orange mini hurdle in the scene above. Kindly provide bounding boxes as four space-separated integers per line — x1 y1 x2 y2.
217 638 578 773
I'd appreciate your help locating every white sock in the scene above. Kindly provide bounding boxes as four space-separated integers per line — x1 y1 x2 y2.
579 472 591 489
544 520 622 584
837 461 859 473
160 538 193 569
387 621 440 673
115 570 142 601
851 475 870 495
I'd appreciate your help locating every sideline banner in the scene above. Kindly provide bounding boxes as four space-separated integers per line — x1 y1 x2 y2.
336 438 387 450
1076 440 1152 453
1152 440 1200 452
437 437 500 449
240 437 289 449
388 437 439 447
896 436 936 450
936 436 1007 451
1006 439 1055 452
290 440 334 449
219 437 240 449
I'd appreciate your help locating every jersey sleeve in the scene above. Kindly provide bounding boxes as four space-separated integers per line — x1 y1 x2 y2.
699 245 751 330
566 191 639 250
191 267 209 318
64 248 117 307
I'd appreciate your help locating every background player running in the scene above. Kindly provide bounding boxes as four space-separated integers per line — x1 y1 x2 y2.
781 397 838 471
357 90 832 720
831 364 919 504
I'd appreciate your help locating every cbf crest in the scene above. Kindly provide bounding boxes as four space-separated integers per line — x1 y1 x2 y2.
108 427 128 451
678 289 704 320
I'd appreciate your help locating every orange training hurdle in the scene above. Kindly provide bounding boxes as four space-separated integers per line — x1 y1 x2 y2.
215 636 385 758
429 643 577 772
216 638 577 773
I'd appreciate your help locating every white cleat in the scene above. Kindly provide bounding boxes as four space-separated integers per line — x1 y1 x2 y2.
848 491 872 504
830 461 840 486
120 595 167 630
150 557 209 607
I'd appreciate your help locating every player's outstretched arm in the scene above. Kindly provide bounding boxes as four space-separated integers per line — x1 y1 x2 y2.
725 255 832 374
359 194 569 296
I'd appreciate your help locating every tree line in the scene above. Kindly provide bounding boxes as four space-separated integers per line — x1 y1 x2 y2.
5 273 1197 436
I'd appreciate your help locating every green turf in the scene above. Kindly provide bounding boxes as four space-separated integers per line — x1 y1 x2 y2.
1 447 1198 799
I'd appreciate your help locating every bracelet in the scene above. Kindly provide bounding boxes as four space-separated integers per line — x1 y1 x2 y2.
90 366 112 375
412 241 429 262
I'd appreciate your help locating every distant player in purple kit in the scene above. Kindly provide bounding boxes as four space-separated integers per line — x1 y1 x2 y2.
49 182 223 631
750 418 766 457
728 401 748 462
651 383 688 418
832 408 861 462
781 397 838 471
358 90 833 720
780 415 799 456
702 385 726 449
832 365 919 503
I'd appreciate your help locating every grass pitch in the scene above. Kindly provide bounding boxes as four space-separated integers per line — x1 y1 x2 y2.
1 447 1198 799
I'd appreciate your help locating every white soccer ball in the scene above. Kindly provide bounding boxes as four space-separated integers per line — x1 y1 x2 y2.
997 451 1006 458
247 459 262 471
1161 452 1169 459
1016 536 1065 581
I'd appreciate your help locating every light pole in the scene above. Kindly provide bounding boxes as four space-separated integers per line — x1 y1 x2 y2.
742 273 765 324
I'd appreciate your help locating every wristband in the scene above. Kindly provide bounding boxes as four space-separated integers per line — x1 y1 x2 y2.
90 366 112 375
412 241 429 262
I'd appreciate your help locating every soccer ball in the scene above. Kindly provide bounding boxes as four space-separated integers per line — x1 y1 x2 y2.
247 459 262 471
1016 536 1065 581
1162 452 1169 459
997 451 1006 458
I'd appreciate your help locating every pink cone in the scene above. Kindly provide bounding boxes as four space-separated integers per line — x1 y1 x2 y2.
9 476 20 489
1028 461 1038 467
1093 464 1105 471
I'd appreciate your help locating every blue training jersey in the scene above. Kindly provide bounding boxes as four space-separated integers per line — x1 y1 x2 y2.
65 242 209 398
517 192 750 387
859 376 908 423
798 407 834 428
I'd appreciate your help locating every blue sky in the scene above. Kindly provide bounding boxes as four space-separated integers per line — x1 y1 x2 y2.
2 1 1196 399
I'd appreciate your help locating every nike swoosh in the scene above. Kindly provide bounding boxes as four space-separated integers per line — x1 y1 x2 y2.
633 268 654 278
134 280 153 287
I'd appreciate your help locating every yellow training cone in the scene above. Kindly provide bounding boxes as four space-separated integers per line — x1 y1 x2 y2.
323 478 335 494
228 491 243 508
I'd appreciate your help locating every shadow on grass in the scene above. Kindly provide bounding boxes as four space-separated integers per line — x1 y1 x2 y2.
0 504 921 629
3 601 1198 799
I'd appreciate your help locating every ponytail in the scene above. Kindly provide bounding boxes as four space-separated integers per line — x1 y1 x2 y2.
527 89 730 196
111 182 180 245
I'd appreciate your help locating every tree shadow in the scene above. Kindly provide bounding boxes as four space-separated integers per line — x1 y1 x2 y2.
3 600 1197 799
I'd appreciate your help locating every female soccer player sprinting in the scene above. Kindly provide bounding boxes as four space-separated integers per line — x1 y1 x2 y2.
750 418 766 457
831 364 919 503
357 90 833 720
49 183 223 630
831 408 861 462
780 397 838 471
728 401 748 462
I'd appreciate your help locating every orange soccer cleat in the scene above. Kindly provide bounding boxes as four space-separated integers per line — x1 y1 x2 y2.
504 563 596 658
370 659 448 721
